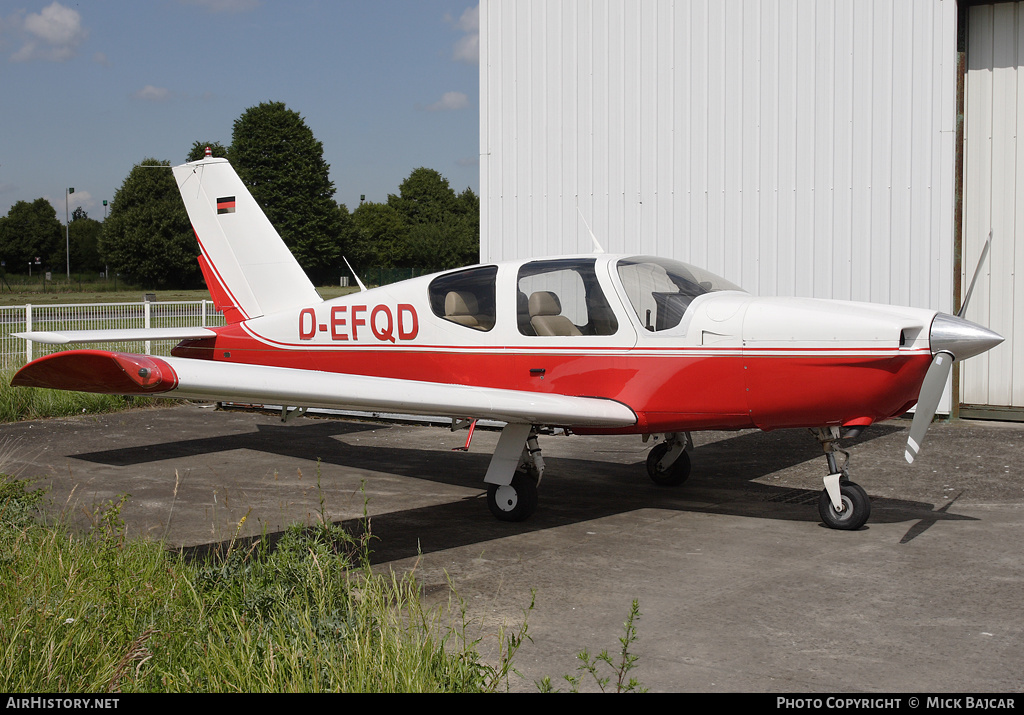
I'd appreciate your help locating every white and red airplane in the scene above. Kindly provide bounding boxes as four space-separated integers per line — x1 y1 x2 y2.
12 155 1003 530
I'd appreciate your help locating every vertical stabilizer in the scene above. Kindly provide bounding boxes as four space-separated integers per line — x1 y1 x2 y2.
172 157 322 322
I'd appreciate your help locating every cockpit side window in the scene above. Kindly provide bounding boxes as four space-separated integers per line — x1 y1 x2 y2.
429 265 498 331
517 259 618 336
617 256 744 332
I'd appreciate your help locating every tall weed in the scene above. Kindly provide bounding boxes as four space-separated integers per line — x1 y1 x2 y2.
0 477 529 693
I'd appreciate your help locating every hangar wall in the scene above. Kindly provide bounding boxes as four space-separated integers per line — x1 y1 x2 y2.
960 2 1024 413
479 0 959 314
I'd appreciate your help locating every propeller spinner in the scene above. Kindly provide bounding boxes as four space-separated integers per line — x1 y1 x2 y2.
904 314 1003 463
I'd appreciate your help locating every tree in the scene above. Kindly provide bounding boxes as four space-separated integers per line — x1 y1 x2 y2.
187 141 228 162
335 202 360 266
0 198 63 273
385 168 480 270
349 201 410 269
99 158 201 288
228 101 343 284
388 168 459 226
68 206 104 274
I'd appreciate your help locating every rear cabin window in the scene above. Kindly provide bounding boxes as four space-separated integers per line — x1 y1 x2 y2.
616 256 744 332
517 259 618 336
429 265 498 331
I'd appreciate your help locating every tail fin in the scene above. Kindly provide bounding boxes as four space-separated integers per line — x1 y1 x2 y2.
173 157 322 323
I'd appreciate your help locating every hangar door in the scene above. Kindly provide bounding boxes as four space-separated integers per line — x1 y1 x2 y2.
961 2 1024 416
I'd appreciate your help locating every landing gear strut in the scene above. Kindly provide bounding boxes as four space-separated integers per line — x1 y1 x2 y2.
484 424 544 522
813 427 871 530
646 432 692 486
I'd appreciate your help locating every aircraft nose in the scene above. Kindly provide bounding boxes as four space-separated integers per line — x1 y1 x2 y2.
929 313 1003 361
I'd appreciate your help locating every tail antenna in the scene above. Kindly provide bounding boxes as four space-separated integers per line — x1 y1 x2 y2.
576 206 605 254
343 256 367 292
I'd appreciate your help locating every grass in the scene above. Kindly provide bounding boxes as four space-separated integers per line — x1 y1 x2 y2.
0 449 650 693
0 364 163 423
0 476 533 693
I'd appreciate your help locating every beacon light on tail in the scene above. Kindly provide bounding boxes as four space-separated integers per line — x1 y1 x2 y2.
12 155 1003 531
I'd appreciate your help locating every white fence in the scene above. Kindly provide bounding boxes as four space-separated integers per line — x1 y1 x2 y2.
0 300 225 366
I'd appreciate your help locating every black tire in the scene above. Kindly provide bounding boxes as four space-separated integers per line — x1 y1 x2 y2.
487 472 538 522
818 482 871 530
646 443 692 486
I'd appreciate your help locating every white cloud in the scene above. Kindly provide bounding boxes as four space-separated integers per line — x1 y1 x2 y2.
44 189 95 219
66 189 93 211
426 91 469 112
451 5 478 64
132 85 172 102
455 5 479 34
10 2 87 62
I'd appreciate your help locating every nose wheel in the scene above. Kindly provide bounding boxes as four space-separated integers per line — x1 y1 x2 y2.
817 480 871 530
813 427 871 530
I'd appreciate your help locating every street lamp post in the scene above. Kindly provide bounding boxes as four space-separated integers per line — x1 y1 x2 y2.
65 187 74 279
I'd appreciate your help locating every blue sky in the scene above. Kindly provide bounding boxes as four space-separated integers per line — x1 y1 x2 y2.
0 0 480 220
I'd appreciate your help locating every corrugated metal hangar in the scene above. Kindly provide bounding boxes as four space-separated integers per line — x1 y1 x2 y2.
479 0 1023 418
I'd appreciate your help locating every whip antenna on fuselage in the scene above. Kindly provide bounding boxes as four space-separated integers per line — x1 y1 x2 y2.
576 206 605 254
344 256 367 292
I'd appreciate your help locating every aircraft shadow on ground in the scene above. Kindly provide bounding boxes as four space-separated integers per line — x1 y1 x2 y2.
72 417 974 563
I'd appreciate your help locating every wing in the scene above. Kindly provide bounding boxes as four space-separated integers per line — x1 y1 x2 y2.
14 328 218 345
11 350 637 428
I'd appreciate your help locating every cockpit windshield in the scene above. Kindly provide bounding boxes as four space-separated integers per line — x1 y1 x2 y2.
616 256 745 332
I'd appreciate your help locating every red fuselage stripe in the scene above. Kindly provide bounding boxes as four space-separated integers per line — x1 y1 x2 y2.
172 329 931 434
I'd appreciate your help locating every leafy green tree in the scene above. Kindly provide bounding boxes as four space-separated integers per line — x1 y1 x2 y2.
349 202 410 269
228 101 343 284
388 168 459 226
187 141 228 162
453 186 480 265
457 186 480 221
99 159 201 288
336 202 360 269
385 168 480 269
0 198 63 273
68 206 104 274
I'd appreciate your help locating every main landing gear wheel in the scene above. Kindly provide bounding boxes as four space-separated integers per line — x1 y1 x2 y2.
487 472 538 522
818 482 871 531
646 443 692 486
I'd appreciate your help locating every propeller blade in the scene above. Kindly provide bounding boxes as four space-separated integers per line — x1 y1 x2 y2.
905 352 954 464
959 230 991 319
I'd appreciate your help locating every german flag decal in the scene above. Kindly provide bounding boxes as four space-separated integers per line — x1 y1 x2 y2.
217 196 236 214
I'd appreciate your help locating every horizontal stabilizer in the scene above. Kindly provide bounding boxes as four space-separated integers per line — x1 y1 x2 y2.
14 327 217 345
12 350 638 428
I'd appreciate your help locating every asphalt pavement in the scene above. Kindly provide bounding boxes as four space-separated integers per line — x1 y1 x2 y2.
2 403 1021 693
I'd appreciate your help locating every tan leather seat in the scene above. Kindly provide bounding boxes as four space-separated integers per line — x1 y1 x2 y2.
529 291 581 336
445 291 485 329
